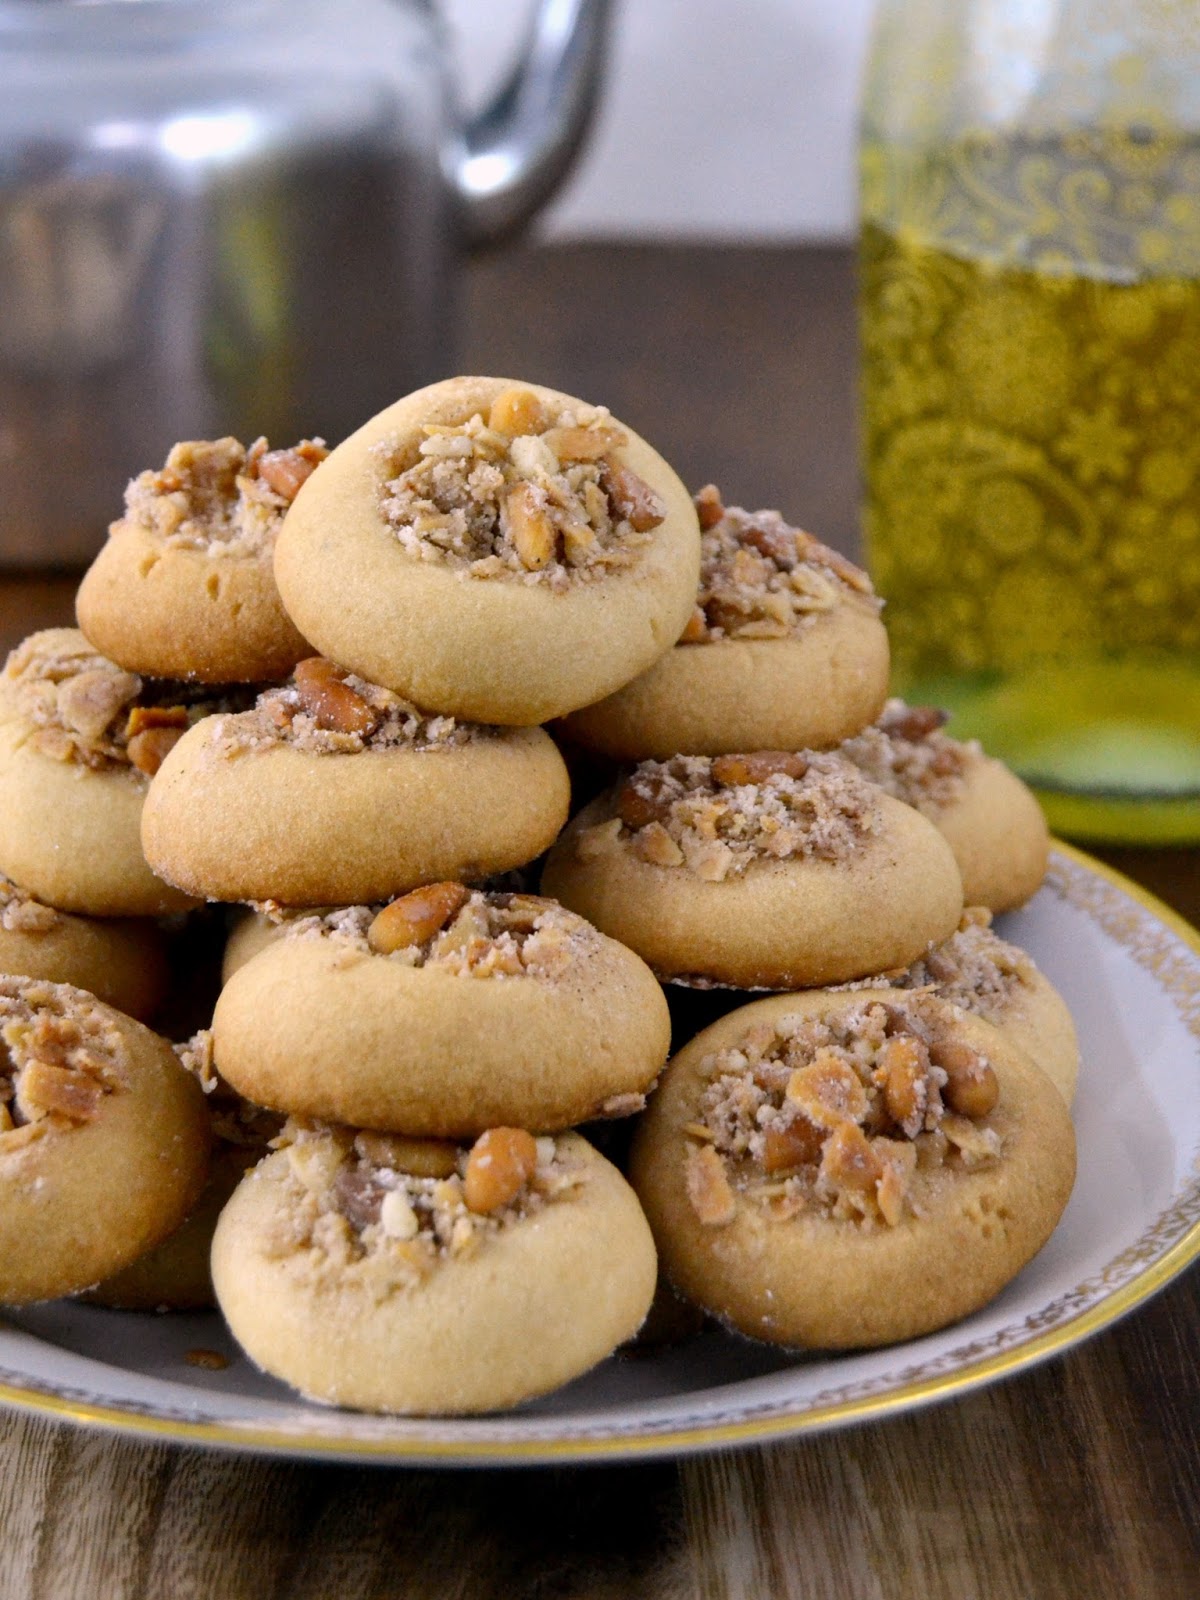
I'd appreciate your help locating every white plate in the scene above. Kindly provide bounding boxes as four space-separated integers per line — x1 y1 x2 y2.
2 843 1199 1464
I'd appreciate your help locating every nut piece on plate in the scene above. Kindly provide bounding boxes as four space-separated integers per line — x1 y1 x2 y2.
273 376 702 725
77 436 323 683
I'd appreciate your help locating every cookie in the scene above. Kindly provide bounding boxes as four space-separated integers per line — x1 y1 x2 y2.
212 887 670 1135
0 976 211 1305
844 908 1080 1104
211 1124 657 1413
222 907 281 984
0 872 168 1022
560 487 889 758
273 376 701 724
542 752 963 987
629 988 1076 1349
842 701 1049 912
88 1031 281 1312
77 438 320 684
141 659 570 905
0 629 249 916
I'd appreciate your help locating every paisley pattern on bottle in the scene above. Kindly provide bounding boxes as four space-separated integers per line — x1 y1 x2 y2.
861 132 1200 686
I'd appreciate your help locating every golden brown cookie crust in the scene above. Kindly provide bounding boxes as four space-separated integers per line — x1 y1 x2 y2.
854 912 1079 1104
77 524 308 684
935 758 1050 914
0 720 195 916
629 989 1076 1349
212 897 670 1135
542 792 963 988
84 1148 246 1312
221 908 281 984
560 604 889 759
142 714 570 906
0 978 211 1305
0 881 168 1022
211 1131 657 1413
273 376 701 725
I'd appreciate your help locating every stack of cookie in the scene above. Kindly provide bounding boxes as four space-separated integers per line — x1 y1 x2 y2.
0 373 1078 1411
0 436 331 1310
542 482 1075 1351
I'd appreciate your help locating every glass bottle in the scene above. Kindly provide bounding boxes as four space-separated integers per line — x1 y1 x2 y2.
859 0 1200 843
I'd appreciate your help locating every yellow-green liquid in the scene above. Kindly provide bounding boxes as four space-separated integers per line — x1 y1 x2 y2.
861 132 1200 841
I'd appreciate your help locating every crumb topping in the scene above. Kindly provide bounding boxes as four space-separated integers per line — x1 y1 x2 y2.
576 751 880 880
840 908 1034 1018
841 699 978 814
684 996 1002 1230
0 976 126 1149
210 658 483 759
265 887 601 981
121 436 327 558
265 1121 584 1296
176 1029 282 1154
679 485 881 643
376 385 666 592
0 629 254 778
0 873 61 936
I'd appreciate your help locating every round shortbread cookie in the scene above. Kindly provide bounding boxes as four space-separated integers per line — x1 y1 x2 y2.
560 491 889 758
841 701 1049 913
212 888 670 1135
141 665 570 906
542 754 963 988
222 907 282 984
88 1032 282 1312
76 438 318 684
84 1148 246 1312
0 976 211 1305
273 376 701 724
0 629 233 916
630 988 1076 1349
0 872 167 1022
212 1127 657 1413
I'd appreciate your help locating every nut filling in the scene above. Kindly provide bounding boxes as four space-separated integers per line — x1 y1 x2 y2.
0 976 127 1148
2 631 254 778
685 997 1002 1230
680 485 881 643
576 752 881 880
840 908 1034 1017
122 436 328 559
267 1121 584 1293
0 873 61 936
264 887 602 981
841 699 978 815
213 658 485 758
376 387 666 591
177 1029 282 1156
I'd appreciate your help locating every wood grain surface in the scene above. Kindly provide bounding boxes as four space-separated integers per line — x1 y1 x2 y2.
1 245 1198 1600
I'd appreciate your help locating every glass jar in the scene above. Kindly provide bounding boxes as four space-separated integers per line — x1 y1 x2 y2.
859 0 1200 843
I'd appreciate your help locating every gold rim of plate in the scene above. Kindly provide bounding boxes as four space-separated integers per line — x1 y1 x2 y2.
1 839 1198 1463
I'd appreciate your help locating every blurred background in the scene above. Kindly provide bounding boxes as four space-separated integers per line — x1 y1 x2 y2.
449 0 872 240
455 0 869 547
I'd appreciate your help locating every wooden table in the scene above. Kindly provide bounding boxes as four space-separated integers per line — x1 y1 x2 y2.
2 245 1198 1599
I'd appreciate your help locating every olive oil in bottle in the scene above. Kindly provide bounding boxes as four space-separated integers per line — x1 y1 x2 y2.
861 130 1200 841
